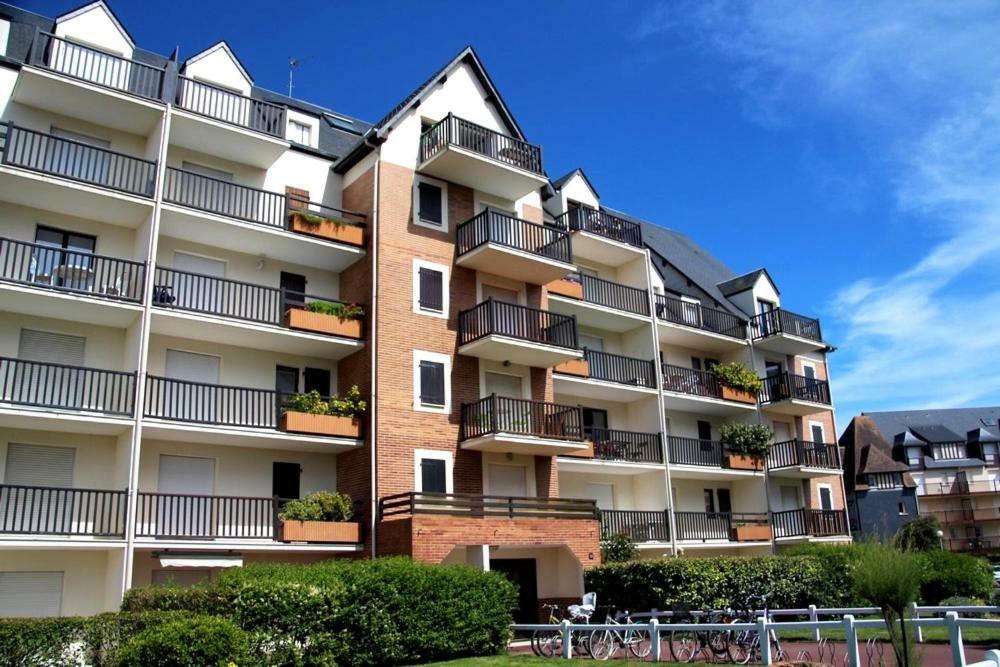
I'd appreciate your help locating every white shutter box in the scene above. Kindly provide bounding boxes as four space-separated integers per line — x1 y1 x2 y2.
0 572 64 617
18 329 86 366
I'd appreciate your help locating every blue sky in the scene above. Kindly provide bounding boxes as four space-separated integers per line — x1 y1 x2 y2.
26 1 1000 429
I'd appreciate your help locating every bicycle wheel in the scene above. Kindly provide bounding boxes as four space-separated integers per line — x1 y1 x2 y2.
669 629 700 663
587 629 614 660
535 629 560 658
727 632 755 665
626 627 652 659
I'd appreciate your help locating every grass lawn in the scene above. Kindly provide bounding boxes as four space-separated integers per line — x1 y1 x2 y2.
420 657 684 666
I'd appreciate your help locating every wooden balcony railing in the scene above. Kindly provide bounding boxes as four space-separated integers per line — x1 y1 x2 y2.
668 436 726 468
176 76 286 138
0 123 157 197
456 209 572 265
600 509 670 541
420 114 543 175
458 299 578 349
674 511 769 541
752 308 822 343
378 492 598 520
655 294 747 339
0 236 145 302
552 208 643 248
0 484 127 537
0 356 136 416
759 372 831 406
586 428 662 464
767 439 841 470
460 395 584 442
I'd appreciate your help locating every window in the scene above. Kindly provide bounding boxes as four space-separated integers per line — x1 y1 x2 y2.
415 449 453 493
984 443 999 465
579 334 604 352
809 422 826 444
288 120 312 145
413 351 450 413
582 408 608 439
869 473 900 489
0 572 63 617
703 489 715 513
818 484 834 511
906 446 922 467
413 260 448 318
33 226 96 288
697 420 713 442
413 176 447 231
898 502 909 516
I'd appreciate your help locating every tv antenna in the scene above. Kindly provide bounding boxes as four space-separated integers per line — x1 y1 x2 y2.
288 57 305 97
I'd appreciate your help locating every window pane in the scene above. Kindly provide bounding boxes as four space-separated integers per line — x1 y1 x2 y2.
419 360 445 406
418 267 443 311
810 424 824 442
418 182 442 224
420 458 447 493
819 487 833 510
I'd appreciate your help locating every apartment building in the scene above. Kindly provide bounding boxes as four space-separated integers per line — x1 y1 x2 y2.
842 408 1000 554
0 1 848 620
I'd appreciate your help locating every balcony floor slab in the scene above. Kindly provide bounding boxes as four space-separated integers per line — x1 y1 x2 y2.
761 399 834 417
168 108 287 168
657 321 748 353
132 540 362 553
570 230 646 267
458 336 581 368
141 419 361 454
418 145 548 201
662 392 759 416
557 457 664 475
668 465 764 481
456 243 575 285
753 334 826 356
549 294 649 332
768 465 843 479
0 537 127 550
461 433 589 457
553 374 658 403
0 406 134 435
0 282 143 328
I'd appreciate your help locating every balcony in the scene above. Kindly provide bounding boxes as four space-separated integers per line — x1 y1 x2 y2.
552 208 645 266
0 484 127 539
171 76 287 167
767 440 842 478
600 509 671 543
418 114 547 199
559 429 663 472
759 372 833 416
459 395 587 456
927 507 1000 525
675 511 772 543
667 437 764 480
922 479 1000 497
379 492 598 521
0 236 145 326
458 299 580 367
945 538 996 555
655 294 748 352
150 266 363 359
455 209 574 284
17 31 165 135
751 308 826 355
0 123 156 225
160 167 366 271
547 273 650 331
142 375 362 452
660 363 759 416
554 349 658 402
773 509 849 540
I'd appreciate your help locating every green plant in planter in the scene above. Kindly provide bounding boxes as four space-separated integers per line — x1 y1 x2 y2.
710 362 764 393
306 300 365 321
284 390 330 416
280 491 354 522
288 208 356 229
720 422 773 458
601 533 639 563
329 384 367 418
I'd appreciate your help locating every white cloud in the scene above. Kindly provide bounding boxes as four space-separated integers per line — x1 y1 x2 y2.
640 1 1000 423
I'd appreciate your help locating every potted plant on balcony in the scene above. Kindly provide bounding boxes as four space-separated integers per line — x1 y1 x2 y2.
720 422 773 471
278 491 359 543
285 300 364 339
287 207 365 247
279 386 366 438
710 362 762 404
546 273 583 300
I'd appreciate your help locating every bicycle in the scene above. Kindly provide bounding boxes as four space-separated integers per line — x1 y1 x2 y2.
726 593 785 664
531 599 594 658
667 603 732 663
587 608 651 660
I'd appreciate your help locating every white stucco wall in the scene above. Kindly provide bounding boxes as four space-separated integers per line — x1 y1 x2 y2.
55 4 133 58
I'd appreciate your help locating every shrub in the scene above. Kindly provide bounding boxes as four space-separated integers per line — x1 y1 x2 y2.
915 549 994 604
288 208 356 229
894 515 943 551
852 543 922 667
84 611 204 666
282 385 366 418
120 586 226 615
600 533 639 563
306 300 365 320
113 615 249 667
938 595 983 607
283 389 330 415
710 361 764 393
0 617 87 666
329 384 367 417
279 491 354 522
720 423 773 458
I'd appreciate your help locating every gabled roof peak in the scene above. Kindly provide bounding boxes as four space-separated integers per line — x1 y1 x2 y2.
56 1 134 49
183 40 253 84
551 168 600 200
717 267 779 297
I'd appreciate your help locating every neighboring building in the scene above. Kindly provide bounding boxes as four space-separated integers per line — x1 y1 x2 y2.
842 408 1000 552
0 1 848 619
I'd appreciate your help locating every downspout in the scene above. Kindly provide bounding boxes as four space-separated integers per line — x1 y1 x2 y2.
366 134 382 559
823 348 852 540
747 337 778 554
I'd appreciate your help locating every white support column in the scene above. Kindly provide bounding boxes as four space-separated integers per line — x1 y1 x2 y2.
911 601 924 643
561 619 572 659
946 611 965 667
809 604 820 642
468 544 490 571
650 618 661 662
757 615 772 665
843 614 860 667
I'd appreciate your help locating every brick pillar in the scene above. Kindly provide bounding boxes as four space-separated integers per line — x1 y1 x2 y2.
535 456 559 498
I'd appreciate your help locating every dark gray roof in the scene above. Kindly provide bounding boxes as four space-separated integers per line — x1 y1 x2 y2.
969 427 1000 444
909 424 965 444
718 268 780 297
865 407 1000 446
551 168 600 199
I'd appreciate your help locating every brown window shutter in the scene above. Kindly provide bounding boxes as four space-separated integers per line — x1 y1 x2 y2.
286 186 310 209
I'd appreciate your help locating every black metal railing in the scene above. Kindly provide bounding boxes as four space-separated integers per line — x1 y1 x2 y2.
572 273 650 316
0 236 145 302
456 209 572 265
176 76 286 138
655 294 747 339
552 208 643 248
772 509 809 538
661 363 726 399
0 357 135 416
460 395 584 442
0 123 157 196
668 436 726 467
674 511 769 541
586 428 663 464
144 375 283 428
600 509 670 541
0 484 127 537
759 372 831 406
28 31 164 100
420 114 543 175
378 492 598 520
772 509 849 538
768 439 840 470
135 492 287 539
569 349 656 388
458 298 578 349
752 308 823 343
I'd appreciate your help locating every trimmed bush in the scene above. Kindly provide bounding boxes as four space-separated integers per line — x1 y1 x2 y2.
915 549 994 604
894 515 943 551
0 617 87 666
113 615 249 667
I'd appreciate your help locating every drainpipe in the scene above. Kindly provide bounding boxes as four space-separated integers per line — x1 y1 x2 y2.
746 338 777 554
822 348 851 541
366 137 382 560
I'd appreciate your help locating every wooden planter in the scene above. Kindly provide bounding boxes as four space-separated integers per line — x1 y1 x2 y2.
285 308 362 339
554 358 590 377
732 524 772 542
546 278 583 300
721 385 758 404
724 453 764 471
279 520 360 543
289 213 365 247
280 412 362 438
563 441 595 459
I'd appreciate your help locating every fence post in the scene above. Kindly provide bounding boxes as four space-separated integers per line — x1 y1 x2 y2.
911 601 923 643
983 649 1000 667
650 618 661 663
560 619 572 660
844 614 859 667
809 604 820 642
946 611 965 667
757 615 772 665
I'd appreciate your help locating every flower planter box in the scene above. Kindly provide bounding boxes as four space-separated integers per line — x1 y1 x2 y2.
724 453 764 471
563 441 595 459
280 412 361 438
731 525 772 542
721 385 758 404
554 358 590 377
289 212 365 247
285 308 362 339
279 520 360 543
546 278 583 300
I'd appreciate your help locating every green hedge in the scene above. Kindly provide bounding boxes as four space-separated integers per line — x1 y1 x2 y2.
113 615 250 667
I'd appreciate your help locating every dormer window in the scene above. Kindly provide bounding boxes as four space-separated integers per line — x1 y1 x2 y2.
906 446 922 467
288 120 312 145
